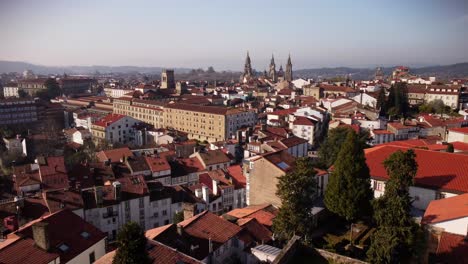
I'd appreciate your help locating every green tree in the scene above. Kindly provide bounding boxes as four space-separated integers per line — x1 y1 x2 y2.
113 222 151 264
272 157 317 241
446 143 454 153
173 211 184 224
367 150 420 263
376 88 386 115
318 126 369 168
18 89 29 98
37 78 61 100
385 83 409 118
324 131 373 223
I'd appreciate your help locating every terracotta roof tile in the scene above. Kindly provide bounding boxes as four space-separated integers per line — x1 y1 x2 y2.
435 232 468 263
422 193 468 224
365 145 468 193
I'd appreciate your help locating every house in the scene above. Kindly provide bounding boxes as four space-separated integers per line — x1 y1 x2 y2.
447 127 468 143
291 116 319 146
427 231 468 263
95 239 203 264
245 150 296 207
226 165 247 209
387 121 421 140
0 209 106 264
96 147 133 163
352 93 377 108
12 156 69 195
190 150 231 171
91 114 141 146
370 129 395 145
263 136 309 157
422 193 468 236
145 211 246 263
365 145 468 210
224 204 278 230
2 135 27 156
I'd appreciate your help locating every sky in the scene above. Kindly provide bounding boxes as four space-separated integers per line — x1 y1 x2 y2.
1 0 467 70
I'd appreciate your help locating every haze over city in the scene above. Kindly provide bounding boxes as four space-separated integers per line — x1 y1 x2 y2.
1 0 468 70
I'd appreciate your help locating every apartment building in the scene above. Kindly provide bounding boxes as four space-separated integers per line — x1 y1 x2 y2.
425 85 461 109
113 97 164 128
3 82 19 98
91 113 141 146
58 77 94 95
17 78 48 96
0 98 38 125
164 103 256 142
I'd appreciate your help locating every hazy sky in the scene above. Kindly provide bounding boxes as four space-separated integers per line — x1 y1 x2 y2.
1 0 467 70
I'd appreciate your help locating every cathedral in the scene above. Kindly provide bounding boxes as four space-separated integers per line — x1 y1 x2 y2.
240 52 293 83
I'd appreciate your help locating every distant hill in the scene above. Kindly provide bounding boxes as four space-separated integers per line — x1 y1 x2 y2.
1 60 467 81
295 63 468 80
0 60 192 75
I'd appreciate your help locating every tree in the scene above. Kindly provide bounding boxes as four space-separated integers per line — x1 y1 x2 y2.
113 222 151 264
324 131 373 223
318 126 369 168
272 157 317 241
376 88 386 115
385 83 409 118
37 78 61 100
18 89 29 98
446 143 454 153
173 211 184 224
367 150 420 263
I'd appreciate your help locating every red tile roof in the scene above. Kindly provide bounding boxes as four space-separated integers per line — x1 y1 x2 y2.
226 204 278 227
293 116 315 126
422 193 468 224
0 210 106 263
96 147 133 163
96 240 203 264
452 141 468 151
178 211 242 244
365 145 468 193
435 232 468 263
227 165 246 189
145 156 171 172
449 127 468 135
93 113 126 127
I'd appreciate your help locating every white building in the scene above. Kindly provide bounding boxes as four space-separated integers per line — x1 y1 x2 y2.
352 93 377 108
91 114 142 146
447 127 468 143
104 87 134 98
3 83 19 98
366 145 468 211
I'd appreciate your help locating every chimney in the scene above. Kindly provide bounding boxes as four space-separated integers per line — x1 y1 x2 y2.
112 181 122 201
212 179 218 196
209 237 213 253
202 186 209 203
32 222 50 251
94 186 103 207
177 224 183 236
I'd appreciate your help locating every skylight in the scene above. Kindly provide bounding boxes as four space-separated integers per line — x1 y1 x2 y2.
276 162 289 170
80 231 90 239
58 243 70 252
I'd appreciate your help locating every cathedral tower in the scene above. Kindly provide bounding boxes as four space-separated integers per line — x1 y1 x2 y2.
285 54 293 82
269 54 277 82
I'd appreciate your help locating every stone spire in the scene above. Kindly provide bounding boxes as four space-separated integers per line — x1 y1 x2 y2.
269 54 277 82
243 51 253 79
285 54 293 82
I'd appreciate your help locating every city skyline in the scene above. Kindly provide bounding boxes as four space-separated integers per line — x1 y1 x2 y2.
1 0 467 70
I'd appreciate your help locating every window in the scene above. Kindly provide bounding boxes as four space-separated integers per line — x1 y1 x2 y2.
162 210 167 216
89 251 95 264
139 197 144 208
